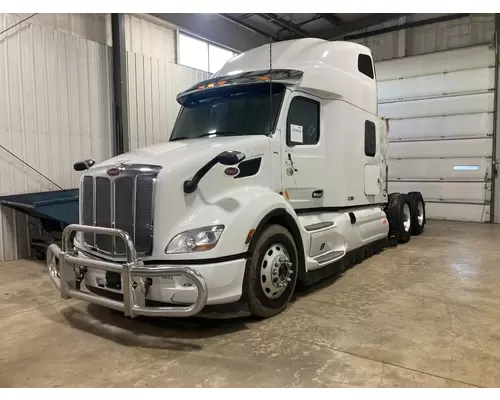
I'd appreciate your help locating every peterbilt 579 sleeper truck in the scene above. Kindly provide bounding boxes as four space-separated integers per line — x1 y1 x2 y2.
46 38 426 319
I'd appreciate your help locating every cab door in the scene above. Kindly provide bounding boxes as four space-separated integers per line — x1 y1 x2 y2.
280 92 325 210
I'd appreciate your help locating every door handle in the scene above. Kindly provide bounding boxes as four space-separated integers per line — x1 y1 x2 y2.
312 190 323 199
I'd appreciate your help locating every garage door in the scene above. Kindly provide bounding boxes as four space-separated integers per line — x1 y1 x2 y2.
377 44 496 222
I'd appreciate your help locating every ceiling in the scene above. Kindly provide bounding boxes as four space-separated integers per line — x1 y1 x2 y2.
150 13 469 53
217 13 410 42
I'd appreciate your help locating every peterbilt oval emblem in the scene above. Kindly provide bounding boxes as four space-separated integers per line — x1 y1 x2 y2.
224 167 239 177
106 168 121 177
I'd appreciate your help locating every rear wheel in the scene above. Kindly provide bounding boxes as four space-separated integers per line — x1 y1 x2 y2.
407 191 426 235
243 224 298 318
387 193 413 243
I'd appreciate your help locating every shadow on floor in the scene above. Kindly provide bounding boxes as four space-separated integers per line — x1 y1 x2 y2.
58 303 255 352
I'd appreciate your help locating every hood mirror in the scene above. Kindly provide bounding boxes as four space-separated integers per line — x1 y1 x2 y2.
74 159 96 171
184 150 247 194
217 151 246 166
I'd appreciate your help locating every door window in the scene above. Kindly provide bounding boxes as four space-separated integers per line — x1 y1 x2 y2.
286 97 320 146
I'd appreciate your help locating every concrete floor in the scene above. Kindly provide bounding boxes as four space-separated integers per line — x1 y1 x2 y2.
2 220 500 387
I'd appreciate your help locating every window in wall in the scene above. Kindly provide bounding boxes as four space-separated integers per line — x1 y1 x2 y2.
209 44 235 73
179 32 236 73
179 33 209 72
454 165 479 171
287 97 320 145
365 120 376 157
358 54 374 79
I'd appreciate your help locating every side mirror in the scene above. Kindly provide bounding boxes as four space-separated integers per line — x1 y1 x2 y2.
217 151 246 166
74 159 96 171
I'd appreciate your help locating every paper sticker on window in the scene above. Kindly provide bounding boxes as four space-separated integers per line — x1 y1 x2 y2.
290 124 303 143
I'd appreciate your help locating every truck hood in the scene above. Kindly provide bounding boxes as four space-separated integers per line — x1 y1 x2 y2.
92 135 269 169
80 134 274 261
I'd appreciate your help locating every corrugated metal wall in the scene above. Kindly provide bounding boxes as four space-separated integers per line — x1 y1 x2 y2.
124 15 176 62
127 51 209 150
0 14 114 261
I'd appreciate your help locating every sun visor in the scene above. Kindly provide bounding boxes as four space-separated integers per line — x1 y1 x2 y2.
176 69 303 105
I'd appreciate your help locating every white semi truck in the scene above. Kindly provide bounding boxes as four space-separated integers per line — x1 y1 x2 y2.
47 38 426 319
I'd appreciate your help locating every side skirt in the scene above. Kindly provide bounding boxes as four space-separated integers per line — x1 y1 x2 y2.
301 237 388 287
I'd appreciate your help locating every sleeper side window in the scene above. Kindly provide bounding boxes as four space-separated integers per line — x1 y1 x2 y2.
287 97 320 146
365 120 376 157
358 54 374 79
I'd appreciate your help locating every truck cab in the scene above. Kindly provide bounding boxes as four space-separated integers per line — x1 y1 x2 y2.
47 38 423 319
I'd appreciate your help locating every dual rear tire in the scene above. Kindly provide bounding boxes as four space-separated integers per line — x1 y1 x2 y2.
386 191 426 243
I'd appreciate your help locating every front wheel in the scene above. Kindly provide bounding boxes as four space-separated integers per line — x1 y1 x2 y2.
243 224 298 318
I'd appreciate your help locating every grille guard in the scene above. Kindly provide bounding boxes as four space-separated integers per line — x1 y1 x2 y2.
47 224 208 318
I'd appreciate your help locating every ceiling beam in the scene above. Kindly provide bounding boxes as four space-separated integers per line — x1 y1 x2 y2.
257 13 309 38
219 13 278 41
343 13 469 41
323 13 410 40
320 13 343 27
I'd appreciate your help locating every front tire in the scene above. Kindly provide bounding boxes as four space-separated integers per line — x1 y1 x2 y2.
243 224 298 318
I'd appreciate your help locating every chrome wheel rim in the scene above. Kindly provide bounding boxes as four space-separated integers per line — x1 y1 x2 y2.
416 201 424 226
403 203 411 232
260 243 293 299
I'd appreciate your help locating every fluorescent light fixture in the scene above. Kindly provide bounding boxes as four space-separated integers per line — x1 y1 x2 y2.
453 165 479 171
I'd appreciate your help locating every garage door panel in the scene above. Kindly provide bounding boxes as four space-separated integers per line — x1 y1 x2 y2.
424 203 489 223
389 181 488 203
388 113 493 141
389 138 492 159
376 44 494 81
388 158 491 180
378 68 494 102
379 92 494 119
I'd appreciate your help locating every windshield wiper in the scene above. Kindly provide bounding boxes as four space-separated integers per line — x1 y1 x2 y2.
171 131 238 141
198 131 237 138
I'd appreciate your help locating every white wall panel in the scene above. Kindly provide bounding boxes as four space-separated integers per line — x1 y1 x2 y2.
127 51 209 151
379 43 495 222
425 203 489 223
4 13 112 45
388 113 493 141
124 14 176 62
0 15 113 261
376 44 494 81
389 181 488 203
389 138 492 159
388 158 491 181
378 68 494 102
379 92 494 119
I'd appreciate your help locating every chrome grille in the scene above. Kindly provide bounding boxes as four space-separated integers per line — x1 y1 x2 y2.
115 176 134 255
95 177 112 252
80 165 160 256
135 175 155 253
82 176 94 245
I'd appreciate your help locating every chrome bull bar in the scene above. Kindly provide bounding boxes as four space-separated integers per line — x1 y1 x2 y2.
46 224 208 318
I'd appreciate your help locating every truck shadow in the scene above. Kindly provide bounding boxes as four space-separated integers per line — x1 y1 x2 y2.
59 303 255 352
58 259 358 349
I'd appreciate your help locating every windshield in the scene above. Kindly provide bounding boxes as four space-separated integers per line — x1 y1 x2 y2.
170 83 285 141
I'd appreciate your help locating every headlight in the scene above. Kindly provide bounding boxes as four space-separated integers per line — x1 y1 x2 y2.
165 225 225 254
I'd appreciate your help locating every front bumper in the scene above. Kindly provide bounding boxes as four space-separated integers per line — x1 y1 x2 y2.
46 224 208 318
